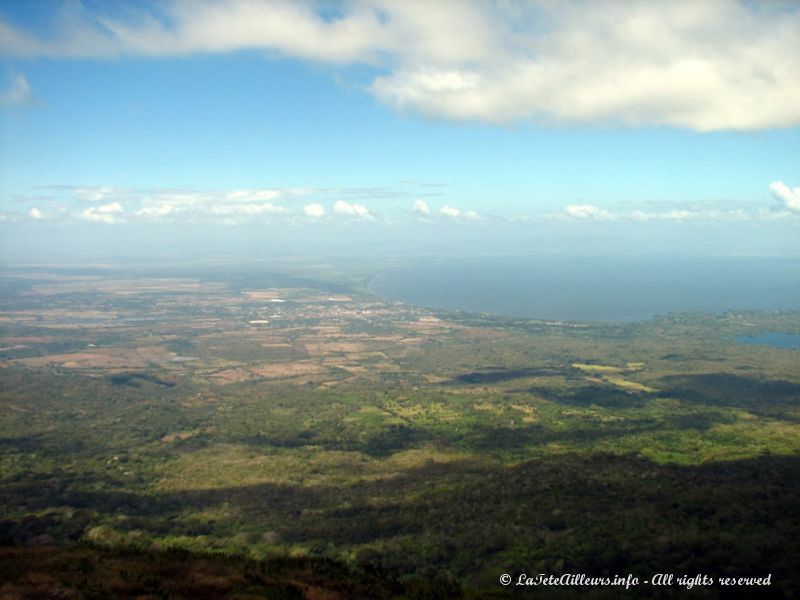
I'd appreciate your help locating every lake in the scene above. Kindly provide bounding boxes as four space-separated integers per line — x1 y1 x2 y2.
736 333 800 350
368 256 800 322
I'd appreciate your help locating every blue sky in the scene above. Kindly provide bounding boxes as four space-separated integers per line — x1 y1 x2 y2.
1 1 798 262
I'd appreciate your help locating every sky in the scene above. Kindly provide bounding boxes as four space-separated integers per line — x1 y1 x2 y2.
0 0 799 263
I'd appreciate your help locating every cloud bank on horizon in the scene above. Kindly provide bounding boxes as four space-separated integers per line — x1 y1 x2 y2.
2 0 800 131
4 182 797 228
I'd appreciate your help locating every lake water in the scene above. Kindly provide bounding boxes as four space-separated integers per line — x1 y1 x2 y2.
368 256 800 322
736 333 800 350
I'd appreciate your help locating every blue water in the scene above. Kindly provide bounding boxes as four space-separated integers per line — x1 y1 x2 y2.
369 256 800 322
736 333 800 349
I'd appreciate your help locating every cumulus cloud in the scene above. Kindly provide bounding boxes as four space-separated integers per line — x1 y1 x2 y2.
225 189 282 202
303 203 325 218
0 73 34 107
98 201 123 213
563 204 614 220
413 203 480 220
81 202 124 224
556 199 799 223
81 209 118 224
769 181 800 212
2 1 799 130
37 186 300 223
440 205 461 218
630 209 692 222
136 203 178 218
333 200 371 219
28 207 47 220
21 185 407 224
209 202 287 216
411 199 431 215
564 204 699 221
70 186 124 202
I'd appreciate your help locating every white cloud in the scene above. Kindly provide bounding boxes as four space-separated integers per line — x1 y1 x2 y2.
371 2 800 131
411 200 482 221
137 203 178 218
210 202 287 216
28 207 47 220
565 204 704 221
0 73 34 107
630 209 692 222
71 186 122 202
133 193 198 220
81 202 124 224
97 201 123 213
303 203 325 218
2 1 798 130
558 199 800 223
440 205 461 218
225 189 282 202
411 199 431 215
45 186 296 223
563 204 614 220
333 200 371 219
81 211 116 224
416 204 481 220
769 181 800 213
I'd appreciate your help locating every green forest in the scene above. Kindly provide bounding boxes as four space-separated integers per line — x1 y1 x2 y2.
1 264 798 598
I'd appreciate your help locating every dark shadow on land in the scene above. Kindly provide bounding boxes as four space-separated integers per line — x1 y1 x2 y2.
529 384 651 409
448 367 566 385
109 371 177 388
2 453 798 595
658 372 800 417
461 410 734 452
0 433 92 455
131 388 741 458
0 542 423 599
242 423 433 457
238 411 732 457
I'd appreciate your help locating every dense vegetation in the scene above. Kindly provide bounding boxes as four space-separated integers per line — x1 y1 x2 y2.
1 263 798 597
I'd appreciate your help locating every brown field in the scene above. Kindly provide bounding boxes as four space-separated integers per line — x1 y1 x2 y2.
401 318 460 335
293 294 352 303
250 361 326 379
27 278 216 296
303 340 372 356
206 368 261 383
161 430 201 443
0 336 62 343
241 290 291 301
208 361 327 384
7 346 175 369
0 309 118 323
309 326 342 334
